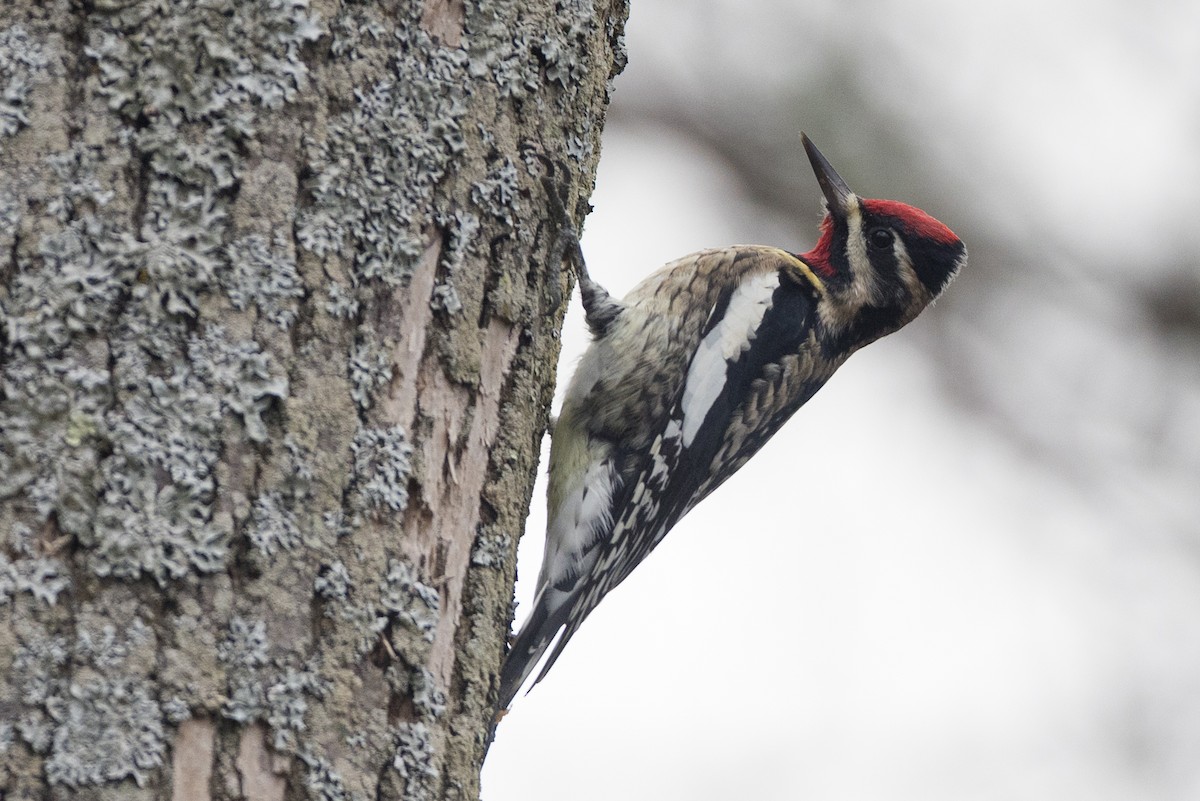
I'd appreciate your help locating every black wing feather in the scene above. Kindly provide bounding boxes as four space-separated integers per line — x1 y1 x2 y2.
533 274 825 684
687 277 826 501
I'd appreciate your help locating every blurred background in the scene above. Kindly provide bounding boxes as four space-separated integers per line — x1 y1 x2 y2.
483 0 1200 799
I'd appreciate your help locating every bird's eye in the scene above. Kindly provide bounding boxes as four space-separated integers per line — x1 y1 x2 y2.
868 227 894 250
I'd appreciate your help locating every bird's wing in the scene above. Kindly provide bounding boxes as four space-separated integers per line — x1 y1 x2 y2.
531 246 832 684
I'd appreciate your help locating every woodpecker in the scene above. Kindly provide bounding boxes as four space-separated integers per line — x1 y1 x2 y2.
498 135 966 711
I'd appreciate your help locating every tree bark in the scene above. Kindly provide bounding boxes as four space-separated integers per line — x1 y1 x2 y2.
0 1 627 798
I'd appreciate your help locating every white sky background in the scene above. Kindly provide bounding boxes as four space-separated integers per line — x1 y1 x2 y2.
483 1 1200 799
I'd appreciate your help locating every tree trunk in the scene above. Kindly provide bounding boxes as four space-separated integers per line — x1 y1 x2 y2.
0 1 627 798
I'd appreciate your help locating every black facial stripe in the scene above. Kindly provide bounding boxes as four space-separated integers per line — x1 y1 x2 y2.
824 216 853 289
866 232 906 300
905 237 965 296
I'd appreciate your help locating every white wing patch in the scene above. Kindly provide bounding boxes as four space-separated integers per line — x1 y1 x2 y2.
680 271 780 447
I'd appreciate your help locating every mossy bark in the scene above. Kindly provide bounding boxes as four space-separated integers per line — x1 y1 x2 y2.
0 1 627 798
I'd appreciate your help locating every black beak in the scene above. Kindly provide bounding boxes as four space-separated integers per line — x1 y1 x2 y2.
801 133 855 219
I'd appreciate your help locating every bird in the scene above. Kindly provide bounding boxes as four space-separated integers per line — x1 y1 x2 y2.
497 134 966 711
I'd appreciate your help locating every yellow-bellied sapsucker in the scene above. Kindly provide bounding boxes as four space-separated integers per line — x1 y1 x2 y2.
498 135 966 710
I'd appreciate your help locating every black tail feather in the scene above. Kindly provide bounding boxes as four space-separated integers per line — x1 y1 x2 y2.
498 595 568 711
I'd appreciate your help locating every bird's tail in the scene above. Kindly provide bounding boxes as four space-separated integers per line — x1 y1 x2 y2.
497 590 570 712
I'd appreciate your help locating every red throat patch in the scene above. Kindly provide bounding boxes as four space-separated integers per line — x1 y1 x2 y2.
799 216 837 277
862 199 960 245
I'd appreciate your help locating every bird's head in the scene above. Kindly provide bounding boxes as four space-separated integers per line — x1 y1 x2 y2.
796 133 966 349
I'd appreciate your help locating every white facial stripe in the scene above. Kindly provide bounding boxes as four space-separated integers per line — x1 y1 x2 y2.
842 197 876 302
892 237 923 298
680 270 780 447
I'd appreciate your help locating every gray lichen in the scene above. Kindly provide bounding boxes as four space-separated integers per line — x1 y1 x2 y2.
426 208 477 318
221 234 306 329
161 696 192 724
4 217 135 358
430 282 463 315
218 617 271 722
283 434 316 485
0 552 70 606
538 2 595 89
322 558 440 661
265 663 328 752
392 722 438 801
12 634 69 732
322 508 357 541
334 601 389 658
0 0 321 603
350 426 413 516
218 617 328 751
442 209 480 269
0 24 50 138
407 667 447 721
471 18 540 101
12 621 165 787
218 617 270 671
248 491 303 555
379 560 440 644
349 333 395 410
301 749 355 801
0 184 18 229
0 357 106 540
74 618 150 669
17 712 53 755
188 325 289 443
566 132 594 163
106 359 219 498
6 223 286 585
75 324 236 582
297 18 469 286
45 143 117 222
85 0 320 125
134 185 226 318
314 561 352 600
470 156 521 228
328 7 387 62
89 451 228 583
325 282 362 319
469 524 512 569
43 677 165 788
